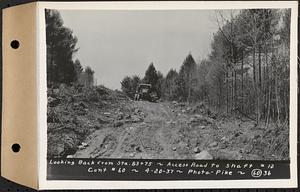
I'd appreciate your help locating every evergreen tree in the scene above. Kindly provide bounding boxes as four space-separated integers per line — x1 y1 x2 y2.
164 69 179 100
120 76 141 99
84 66 95 87
73 59 83 81
178 54 197 101
46 9 79 85
121 76 133 98
132 75 142 93
155 71 164 98
143 62 159 91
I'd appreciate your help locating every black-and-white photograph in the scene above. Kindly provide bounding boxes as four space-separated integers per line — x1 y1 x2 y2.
46 8 291 160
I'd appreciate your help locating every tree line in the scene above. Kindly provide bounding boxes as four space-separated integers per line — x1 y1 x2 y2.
121 54 204 102
207 9 291 124
120 63 164 99
46 9 95 87
121 9 291 124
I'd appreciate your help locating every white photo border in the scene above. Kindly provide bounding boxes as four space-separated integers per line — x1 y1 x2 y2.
37 1 298 189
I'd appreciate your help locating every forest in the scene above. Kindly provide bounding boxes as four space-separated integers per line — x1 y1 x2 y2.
121 9 291 125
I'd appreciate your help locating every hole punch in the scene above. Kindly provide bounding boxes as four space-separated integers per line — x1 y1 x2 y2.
10 40 20 49
11 143 21 153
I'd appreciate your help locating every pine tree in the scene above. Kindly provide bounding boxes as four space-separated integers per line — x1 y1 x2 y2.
84 66 94 87
164 69 179 100
120 76 141 99
143 62 159 91
46 9 79 85
132 75 141 93
155 71 164 98
178 54 197 102
121 76 133 98
73 59 83 81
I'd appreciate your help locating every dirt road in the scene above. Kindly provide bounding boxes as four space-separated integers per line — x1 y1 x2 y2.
74 101 184 159
73 99 286 160
73 100 245 159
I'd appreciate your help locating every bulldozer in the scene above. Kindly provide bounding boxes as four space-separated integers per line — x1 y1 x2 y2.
135 83 158 102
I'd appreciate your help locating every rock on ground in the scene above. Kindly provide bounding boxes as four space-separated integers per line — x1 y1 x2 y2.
195 150 213 160
215 149 243 160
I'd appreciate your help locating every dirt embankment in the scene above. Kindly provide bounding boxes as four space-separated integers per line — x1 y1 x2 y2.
48 85 289 160
47 84 132 158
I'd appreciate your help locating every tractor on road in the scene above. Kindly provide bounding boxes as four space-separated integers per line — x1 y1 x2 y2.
134 83 158 102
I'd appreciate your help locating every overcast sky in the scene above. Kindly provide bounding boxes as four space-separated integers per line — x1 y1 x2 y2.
59 10 225 90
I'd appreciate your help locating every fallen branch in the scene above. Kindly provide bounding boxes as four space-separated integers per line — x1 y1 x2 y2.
233 107 256 122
